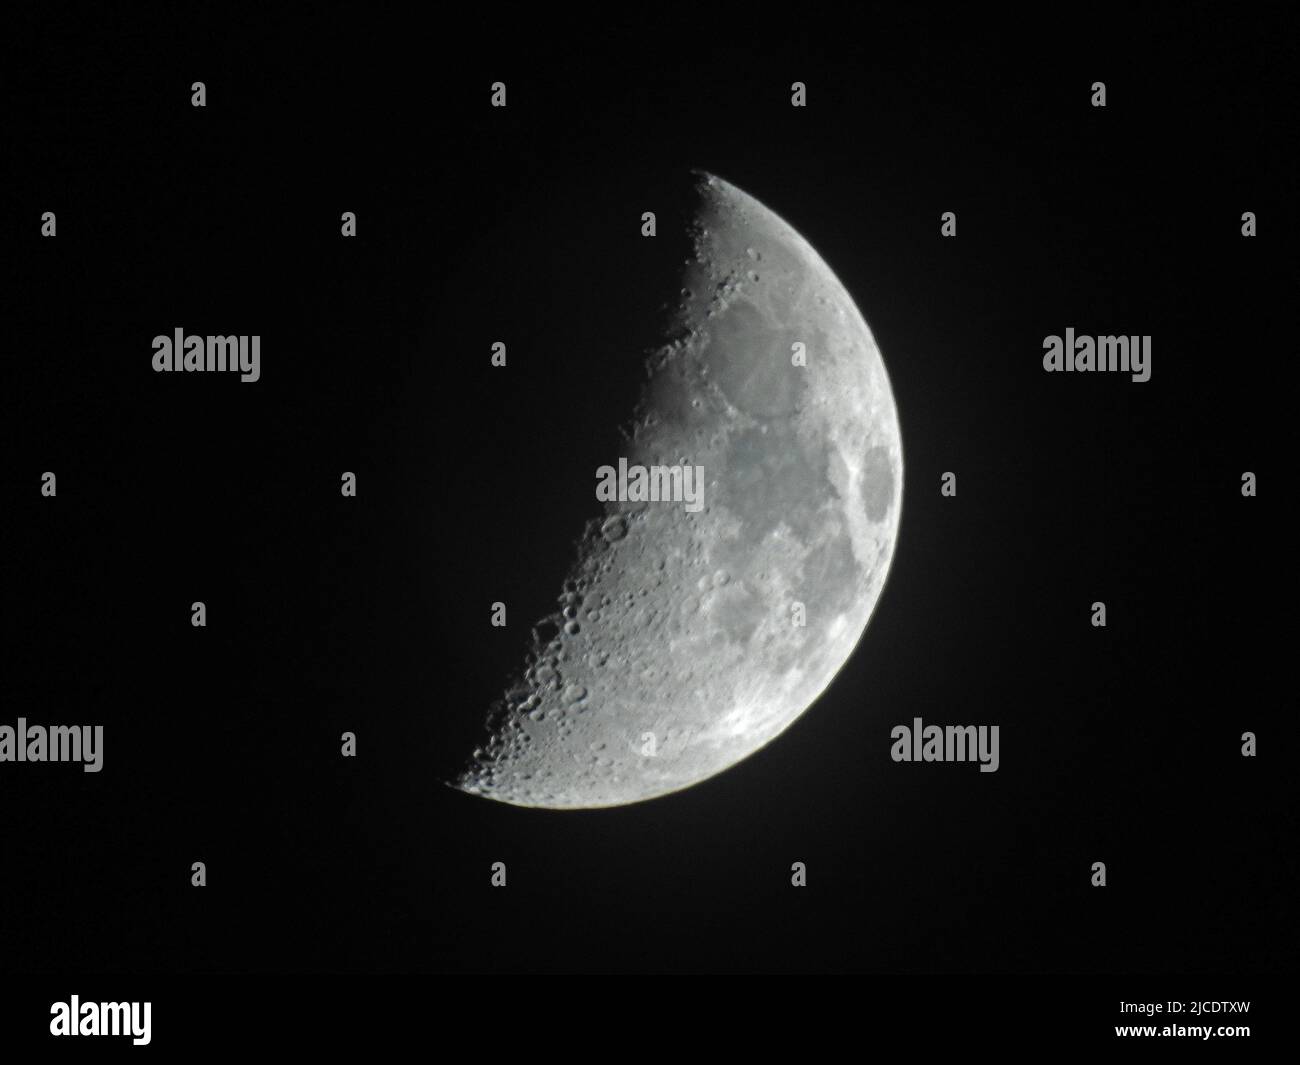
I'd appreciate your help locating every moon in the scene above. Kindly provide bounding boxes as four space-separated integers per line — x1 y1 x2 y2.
455 171 902 809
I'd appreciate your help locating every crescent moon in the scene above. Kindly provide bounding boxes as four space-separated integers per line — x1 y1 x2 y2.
455 171 903 809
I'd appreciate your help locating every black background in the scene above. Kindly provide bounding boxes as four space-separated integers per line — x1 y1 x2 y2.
3 7 1294 979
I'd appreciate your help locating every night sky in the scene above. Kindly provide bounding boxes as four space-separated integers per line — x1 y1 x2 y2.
4 8 1293 987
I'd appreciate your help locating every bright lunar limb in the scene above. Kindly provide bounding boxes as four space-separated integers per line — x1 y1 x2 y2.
455 171 903 809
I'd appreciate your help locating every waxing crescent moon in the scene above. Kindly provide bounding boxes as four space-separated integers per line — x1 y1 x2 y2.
455 171 903 809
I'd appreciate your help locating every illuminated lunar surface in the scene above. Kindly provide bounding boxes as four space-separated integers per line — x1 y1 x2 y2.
455 172 903 808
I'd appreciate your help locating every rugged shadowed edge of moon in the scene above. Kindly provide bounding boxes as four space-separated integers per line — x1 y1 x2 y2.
454 171 903 809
